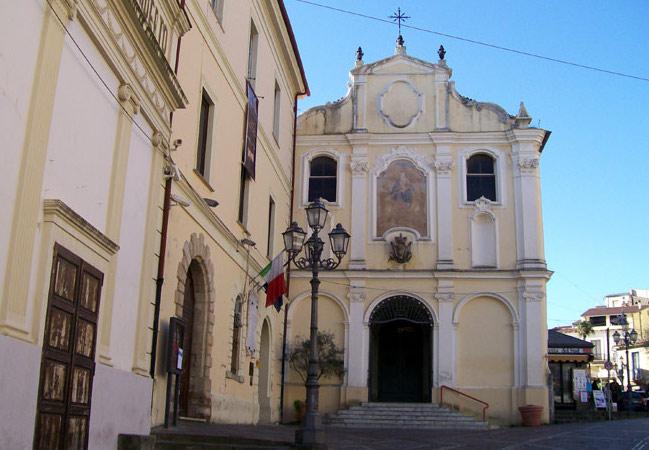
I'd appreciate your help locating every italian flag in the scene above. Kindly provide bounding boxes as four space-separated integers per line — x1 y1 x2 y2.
259 252 287 311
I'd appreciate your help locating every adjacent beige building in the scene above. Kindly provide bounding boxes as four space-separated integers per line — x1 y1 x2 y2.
286 41 551 425
150 0 308 427
0 0 188 448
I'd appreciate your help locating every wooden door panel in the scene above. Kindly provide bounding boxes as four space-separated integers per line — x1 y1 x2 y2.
35 245 102 450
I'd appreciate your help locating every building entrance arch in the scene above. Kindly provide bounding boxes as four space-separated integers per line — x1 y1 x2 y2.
368 295 433 403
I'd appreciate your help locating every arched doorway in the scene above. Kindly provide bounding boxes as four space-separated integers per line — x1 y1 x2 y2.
369 295 433 403
257 319 272 423
178 259 211 418
179 261 197 417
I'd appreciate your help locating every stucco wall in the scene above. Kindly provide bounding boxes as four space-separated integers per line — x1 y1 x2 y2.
89 365 152 450
0 336 41 450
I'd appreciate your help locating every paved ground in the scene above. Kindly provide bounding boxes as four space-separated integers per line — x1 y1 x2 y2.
158 418 649 449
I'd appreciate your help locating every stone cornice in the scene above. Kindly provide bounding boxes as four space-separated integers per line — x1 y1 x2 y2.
289 268 552 280
43 199 120 256
78 0 188 134
298 131 521 147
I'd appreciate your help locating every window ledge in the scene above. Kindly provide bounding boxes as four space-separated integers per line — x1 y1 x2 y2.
193 169 214 192
225 371 244 384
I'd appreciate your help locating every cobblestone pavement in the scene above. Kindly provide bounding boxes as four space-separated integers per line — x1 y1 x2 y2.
161 418 649 449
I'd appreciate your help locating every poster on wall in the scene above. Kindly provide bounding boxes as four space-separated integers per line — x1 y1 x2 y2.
573 369 587 393
593 390 607 409
242 81 259 180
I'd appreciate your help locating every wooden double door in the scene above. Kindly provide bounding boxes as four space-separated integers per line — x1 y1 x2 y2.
370 320 432 403
34 245 103 450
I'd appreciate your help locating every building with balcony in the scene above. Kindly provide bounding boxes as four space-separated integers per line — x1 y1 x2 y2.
0 0 189 448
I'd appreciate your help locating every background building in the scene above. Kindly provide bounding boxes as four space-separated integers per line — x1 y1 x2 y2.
286 40 551 425
149 0 308 427
559 289 649 388
0 0 188 448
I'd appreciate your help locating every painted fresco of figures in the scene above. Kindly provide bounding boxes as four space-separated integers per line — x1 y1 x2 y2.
377 159 427 236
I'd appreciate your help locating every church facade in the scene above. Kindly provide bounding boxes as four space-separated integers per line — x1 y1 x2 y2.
285 42 551 425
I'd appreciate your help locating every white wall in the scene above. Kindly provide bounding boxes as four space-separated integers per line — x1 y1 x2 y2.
0 0 44 295
110 124 154 370
0 335 41 450
42 24 118 234
89 364 152 450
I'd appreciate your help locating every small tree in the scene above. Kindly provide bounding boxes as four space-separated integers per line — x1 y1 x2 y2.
575 319 594 339
289 331 344 383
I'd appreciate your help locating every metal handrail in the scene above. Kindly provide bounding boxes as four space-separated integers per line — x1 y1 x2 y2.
439 385 489 422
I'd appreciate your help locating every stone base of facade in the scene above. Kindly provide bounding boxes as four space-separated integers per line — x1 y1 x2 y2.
284 382 549 426
89 364 153 449
0 335 40 450
210 394 261 424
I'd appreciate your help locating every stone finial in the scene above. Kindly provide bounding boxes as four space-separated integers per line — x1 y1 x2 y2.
395 35 406 55
438 45 446 61
356 46 364 67
515 101 532 128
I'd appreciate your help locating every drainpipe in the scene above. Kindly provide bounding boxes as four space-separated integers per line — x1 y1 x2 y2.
280 93 300 423
150 2 186 380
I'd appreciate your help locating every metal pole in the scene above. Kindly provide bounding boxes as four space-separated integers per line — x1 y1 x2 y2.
606 328 611 420
296 234 324 447
625 338 632 411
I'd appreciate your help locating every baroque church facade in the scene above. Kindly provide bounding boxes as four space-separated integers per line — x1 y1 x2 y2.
286 42 551 425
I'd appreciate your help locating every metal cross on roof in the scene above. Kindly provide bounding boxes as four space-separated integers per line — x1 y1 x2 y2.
389 7 410 38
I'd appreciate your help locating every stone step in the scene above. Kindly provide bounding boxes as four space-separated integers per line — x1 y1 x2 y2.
328 422 489 430
337 409 471 416
336 415 469 421
333 414 477 421
359 402 441 408
328 402 488 431
152 433 292 450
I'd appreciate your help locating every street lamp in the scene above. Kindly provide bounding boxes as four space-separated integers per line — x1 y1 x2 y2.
283 199 350 447
613 320 638 411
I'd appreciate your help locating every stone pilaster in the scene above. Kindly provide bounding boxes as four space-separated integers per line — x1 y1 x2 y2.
510 129 546 270
433 141 454 269
435 280 455 385
346 282 367 391
349 147 369 269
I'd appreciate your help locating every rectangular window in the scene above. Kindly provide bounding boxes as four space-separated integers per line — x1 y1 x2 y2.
272 81 281 143
589 316 606 327
211 0 224 23
247 21 259 89
196 91 213 179
267 197 275 258
591 339 603 360
237 168 249 225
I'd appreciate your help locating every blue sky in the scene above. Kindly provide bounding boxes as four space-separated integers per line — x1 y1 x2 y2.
284 0 649 327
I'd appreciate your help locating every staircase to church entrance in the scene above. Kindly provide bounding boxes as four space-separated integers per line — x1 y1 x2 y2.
326 402 490 430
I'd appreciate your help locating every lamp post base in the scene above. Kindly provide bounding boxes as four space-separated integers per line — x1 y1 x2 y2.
295 428 326 450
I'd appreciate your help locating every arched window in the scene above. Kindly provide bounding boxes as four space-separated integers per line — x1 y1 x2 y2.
308 156 337 202
466 154 496 201
230 295 243 374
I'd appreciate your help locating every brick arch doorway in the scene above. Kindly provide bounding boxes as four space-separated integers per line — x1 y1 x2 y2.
175 234 215 420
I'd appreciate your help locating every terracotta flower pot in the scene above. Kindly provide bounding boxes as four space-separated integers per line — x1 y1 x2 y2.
518 404 543 427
